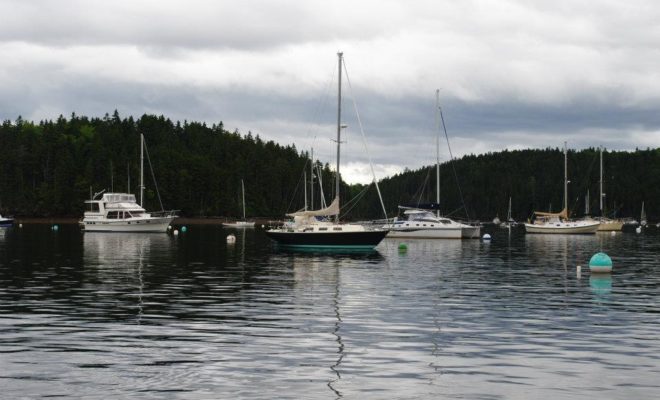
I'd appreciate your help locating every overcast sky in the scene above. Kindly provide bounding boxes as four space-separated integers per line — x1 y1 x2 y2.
2 0 660 183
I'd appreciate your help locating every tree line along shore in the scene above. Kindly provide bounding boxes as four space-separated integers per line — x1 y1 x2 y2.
1 113 658 222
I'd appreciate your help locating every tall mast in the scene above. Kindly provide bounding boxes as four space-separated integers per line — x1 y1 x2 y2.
304 170 308 211
435 89 440 217
335 52 343 223
564 141 568 214
585 190 590 215
599 145 603 215
241 179 246 220
310 148 314 210
140 133 145 207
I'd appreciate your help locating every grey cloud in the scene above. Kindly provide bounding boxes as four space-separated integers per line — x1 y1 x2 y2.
0 0 390 51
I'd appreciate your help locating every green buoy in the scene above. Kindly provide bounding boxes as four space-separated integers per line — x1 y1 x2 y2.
181 226 187 233
398 243 407 252
589 252 612 273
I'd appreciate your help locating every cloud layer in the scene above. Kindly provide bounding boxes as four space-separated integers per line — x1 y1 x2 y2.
2 0 660 183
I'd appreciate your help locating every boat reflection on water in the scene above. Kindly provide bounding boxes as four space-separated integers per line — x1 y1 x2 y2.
289 258 345 398
523 232 598 253
83 232 176 323
523 233 599 271
590 274 612 299
83 232 175 265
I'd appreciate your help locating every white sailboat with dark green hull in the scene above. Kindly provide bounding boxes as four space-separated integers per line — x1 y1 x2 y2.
265 53 389 250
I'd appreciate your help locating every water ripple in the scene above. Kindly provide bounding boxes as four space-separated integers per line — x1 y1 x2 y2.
0 225 659 398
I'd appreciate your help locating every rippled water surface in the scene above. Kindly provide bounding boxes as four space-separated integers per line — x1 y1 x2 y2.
1 224 659 399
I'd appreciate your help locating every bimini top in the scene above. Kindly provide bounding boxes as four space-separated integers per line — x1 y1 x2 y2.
102 193 137 203
84 192 146 211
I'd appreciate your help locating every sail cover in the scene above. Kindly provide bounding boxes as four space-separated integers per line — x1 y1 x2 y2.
286 196 340 217
533 208 568 219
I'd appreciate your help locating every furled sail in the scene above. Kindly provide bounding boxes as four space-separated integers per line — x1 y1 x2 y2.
286 196 340 217
533 208 568 219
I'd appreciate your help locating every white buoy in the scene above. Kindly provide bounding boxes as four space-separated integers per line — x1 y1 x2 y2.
173 229 179 236
482 233 491 241
261 224 265 228
610 231 615 236
636 226 642 234
576 265 582 279
168 225 172 230
227 234 236 244
19 223 23 228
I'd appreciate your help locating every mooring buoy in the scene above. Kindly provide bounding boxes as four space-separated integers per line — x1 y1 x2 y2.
589 252 612 273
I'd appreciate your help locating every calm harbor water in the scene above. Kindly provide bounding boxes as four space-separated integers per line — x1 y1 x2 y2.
0 224 659 399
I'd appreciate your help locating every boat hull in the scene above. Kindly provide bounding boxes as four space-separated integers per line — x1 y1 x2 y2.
386 227 462 239
597 220 624 231
265 229 388 249
0 218 14 227
223 221 255 228
81 216 175 233
524 221 600 234
461 226 481 239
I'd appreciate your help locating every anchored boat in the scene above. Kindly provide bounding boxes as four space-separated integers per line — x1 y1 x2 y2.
265 53 388 250
80 134 177 232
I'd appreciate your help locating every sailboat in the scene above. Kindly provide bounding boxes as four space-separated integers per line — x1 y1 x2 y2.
524 142 600 234
640 201 647 227
596 146 623 231
80 134 177 232
265 53 389 250
386 90 479 239
0 214 13 227
499 197 516 228
223 179 255 228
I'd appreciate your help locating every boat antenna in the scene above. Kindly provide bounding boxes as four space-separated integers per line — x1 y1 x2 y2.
335 52 343 223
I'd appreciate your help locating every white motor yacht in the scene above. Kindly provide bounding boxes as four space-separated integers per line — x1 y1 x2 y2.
81 192 176 232
80 134 177 233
